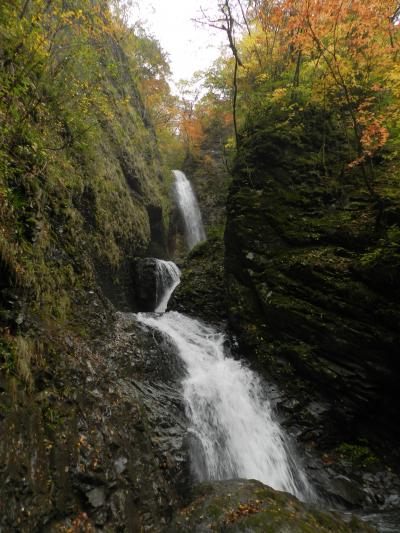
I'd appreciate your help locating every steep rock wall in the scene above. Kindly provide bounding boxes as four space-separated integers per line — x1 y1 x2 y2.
224 102 400 451
0 4 176 530
170 235 227 323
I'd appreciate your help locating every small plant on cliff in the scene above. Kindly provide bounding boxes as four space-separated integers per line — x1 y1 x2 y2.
336 443 379 469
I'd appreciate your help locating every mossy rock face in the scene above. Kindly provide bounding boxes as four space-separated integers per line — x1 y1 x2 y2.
0 15 172 322
0 9 178 531
0 311 189 532
168 479 376 532
225 101 400 447
170 234 227 323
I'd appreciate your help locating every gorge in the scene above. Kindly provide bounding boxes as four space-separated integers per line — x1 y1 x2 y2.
1 1 400 532
137 175 312 500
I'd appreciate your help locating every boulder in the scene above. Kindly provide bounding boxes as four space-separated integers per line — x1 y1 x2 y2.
170 235 227 323
167 479 376 532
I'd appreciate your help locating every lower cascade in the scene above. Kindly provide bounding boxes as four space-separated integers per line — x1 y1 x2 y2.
136 270 314 501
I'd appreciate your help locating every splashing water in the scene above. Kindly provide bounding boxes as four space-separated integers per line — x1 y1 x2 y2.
136 310 313 500
172 170 206 250
154 260 181 313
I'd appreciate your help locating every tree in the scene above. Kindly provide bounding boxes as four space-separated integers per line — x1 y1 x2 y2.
271 0 399 210
195 0 246 148
212 0 400 215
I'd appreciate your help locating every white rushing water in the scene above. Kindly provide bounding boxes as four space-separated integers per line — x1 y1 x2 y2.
154 260 181 313
136 310 313 500
172 170 206 250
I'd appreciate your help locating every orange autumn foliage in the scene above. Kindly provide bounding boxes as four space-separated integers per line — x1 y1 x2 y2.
256 0 400 167
179 111 206 155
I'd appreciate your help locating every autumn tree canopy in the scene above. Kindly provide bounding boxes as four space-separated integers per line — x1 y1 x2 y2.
179 0 400 206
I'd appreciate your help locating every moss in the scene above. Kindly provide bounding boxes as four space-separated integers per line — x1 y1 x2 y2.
170 234 227 322
168 480 376 532
0 335 16 376
335 443 379 469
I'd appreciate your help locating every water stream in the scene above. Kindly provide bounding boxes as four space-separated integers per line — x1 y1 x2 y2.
137 174 314 500
172 170 206 250
136 309 313 500
135 267 399 530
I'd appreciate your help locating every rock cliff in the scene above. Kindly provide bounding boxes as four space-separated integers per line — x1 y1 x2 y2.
0 4 175 529
224 101 400 453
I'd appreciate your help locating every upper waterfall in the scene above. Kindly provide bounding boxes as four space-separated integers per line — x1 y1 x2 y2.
172 170 206 250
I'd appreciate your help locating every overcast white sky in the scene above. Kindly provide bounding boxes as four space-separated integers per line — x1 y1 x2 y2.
130 0 226 84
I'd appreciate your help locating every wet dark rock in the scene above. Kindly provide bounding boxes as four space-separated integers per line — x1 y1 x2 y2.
134 257 161 311
0 309 190 532
146 204 169 258
134 257 179 313
328 476 366 507
224 102 400 458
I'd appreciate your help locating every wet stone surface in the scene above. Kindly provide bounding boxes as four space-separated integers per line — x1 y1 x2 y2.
0 310 190 532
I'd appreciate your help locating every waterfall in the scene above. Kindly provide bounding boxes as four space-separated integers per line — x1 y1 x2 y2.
172 170 206 250
154 260 181 313
136 310 313 501
138 189 312 500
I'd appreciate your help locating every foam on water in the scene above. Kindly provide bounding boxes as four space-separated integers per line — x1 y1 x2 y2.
136 310 313 500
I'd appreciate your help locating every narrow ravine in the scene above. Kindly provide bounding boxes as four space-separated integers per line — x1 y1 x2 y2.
131 169 396 531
